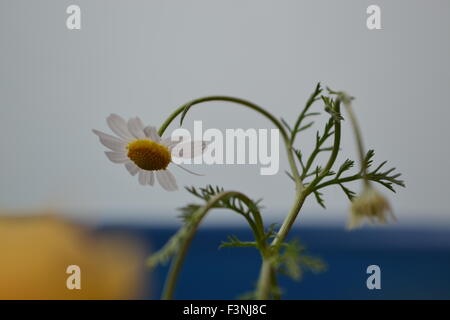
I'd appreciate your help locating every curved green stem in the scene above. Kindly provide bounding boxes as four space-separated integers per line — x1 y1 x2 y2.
271 190 307 249
158 96 304 190
161 191 265 300
158 96 287 138
162 223 197 300
252 189 307 300
341 96 370 187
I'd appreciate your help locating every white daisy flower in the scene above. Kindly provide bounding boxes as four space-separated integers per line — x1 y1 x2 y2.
93 114 206 191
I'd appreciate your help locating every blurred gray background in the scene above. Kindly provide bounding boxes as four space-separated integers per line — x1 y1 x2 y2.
1 0 449 227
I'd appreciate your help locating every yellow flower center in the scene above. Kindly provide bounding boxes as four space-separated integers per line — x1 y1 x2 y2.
127 139 171 171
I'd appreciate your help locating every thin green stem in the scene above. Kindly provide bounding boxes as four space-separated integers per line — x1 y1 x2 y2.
158 96 286 139
271 190 307 248
254 189 306 300
256 258 273 299
161 191 264 300
161 224 196 300
341 96 370 187
158 96 304 190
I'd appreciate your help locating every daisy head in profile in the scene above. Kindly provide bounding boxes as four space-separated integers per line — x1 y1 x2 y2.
93 114 206 191
347 185 395 229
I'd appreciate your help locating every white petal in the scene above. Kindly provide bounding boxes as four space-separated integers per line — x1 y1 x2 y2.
105 151 128 163
138 170 150 185
127 117 146 139
144 126 161 142
148 171 155 186
93 129 127 152
125 162 139 176
156 170 178 191
136 117 145 129
107 114 134 141
144 171 151 185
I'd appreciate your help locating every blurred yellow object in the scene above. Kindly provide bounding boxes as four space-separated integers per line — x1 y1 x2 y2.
0 213 146 299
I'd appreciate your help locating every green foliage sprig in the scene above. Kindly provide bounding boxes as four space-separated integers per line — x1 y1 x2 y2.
148 83 405 300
